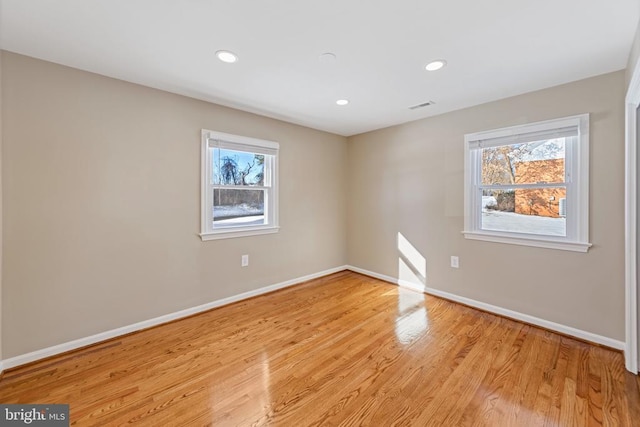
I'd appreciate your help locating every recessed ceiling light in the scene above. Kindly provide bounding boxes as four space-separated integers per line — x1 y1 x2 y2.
216 50 238 63
319 52 337 63
425 60 447 71
336 99 349 106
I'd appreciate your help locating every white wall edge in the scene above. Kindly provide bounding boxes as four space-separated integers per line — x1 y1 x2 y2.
624 54 640 373
0 265 348 371
346 265 625 351
625 100 639 373
1 264 625 372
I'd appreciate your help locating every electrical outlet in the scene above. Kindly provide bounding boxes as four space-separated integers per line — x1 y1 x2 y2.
241 254 249 267
450 256 459 269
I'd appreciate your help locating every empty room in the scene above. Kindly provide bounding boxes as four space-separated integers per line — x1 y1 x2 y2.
1 0 640 426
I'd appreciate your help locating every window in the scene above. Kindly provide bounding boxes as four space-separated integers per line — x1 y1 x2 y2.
463 114 591 252
200 130 279 240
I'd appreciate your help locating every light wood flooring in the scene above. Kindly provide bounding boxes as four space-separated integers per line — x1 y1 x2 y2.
1 271 639 426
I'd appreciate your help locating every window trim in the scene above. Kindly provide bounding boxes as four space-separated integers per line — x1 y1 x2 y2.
462 114 592 252
200 130 279 241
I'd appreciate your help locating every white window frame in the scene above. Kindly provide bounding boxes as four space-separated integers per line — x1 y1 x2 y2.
200 130 279 241
463 114 591 252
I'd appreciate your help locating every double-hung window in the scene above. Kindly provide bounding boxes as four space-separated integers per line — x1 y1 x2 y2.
463 114 591 252
200 130 279 240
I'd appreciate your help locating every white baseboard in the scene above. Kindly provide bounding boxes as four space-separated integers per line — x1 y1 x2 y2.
2 264 623 372
1 266 348 371
346 265 625 351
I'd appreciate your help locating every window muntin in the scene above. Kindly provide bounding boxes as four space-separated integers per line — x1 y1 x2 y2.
201 131 279 240
464 115 590 252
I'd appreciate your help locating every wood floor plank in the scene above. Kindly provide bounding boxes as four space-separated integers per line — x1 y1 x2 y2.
0 271 638 426
458 318 525 426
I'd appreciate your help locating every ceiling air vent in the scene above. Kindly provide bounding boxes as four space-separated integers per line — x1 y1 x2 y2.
409 101 435 110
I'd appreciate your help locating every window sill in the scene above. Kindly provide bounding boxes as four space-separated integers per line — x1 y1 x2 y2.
200 226 279 241
462 231 592 252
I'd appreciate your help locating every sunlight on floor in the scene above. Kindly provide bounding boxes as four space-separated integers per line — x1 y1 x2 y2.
395 287 428 345
396 232 429 345
210 351 272 423
251 351 272 421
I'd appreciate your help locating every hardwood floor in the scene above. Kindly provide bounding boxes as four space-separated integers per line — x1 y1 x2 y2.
1 271 639 426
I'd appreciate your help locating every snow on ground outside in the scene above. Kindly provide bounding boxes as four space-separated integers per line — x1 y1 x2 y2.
482 210 565 236
481 196 565 236
215 215 264 226
482 196 497 208
214 205 263 218
212 199 564 235
213 205 265 226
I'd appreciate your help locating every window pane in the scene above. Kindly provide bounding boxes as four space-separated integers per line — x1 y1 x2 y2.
481 138 565 185
213 189 265 227
212 148 265 186
482 187 566 236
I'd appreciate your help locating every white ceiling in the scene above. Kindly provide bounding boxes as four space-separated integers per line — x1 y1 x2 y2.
1 1 639 136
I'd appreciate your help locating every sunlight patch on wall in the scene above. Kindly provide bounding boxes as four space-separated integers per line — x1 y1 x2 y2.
397 232 426 277
398 258 425 289
398 232 426 289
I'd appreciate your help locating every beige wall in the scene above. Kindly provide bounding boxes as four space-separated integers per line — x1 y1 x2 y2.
0 50 629 359
347 71 626 340
1 52 347 358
